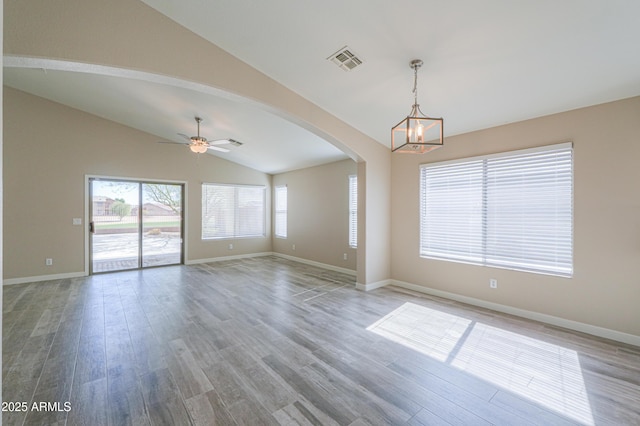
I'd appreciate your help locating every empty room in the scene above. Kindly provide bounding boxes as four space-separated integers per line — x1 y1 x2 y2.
3 1 640 425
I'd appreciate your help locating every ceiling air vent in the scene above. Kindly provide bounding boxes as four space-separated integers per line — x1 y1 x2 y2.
327 46 363 71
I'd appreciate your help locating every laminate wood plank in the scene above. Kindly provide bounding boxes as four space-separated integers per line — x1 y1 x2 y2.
2 283 31 313
203 360 278 425
107 375 151 426
123 309 152 333
1 377 39 426
406 408 454 426
301 361 412 425
67 378 108 426
579 351 640 387
74 333 107 386
105 323 136 368
79 304 105 340
272 400 339 426
387 355 499 402
188 314 236 352
226 398 279 426
219 345 298 413
139 368 182 407
23 384 71 425
33 353 76 400
128 327 169 375
252 323 318 370
104 305 128 329
140 372 193 424
59 296 85 323
166 338 214 399
185 390 237 426
146 311 192 344
2 324 37 376
4 257 640 425
489 390 585 426
182 325 227 370
578 370 640 425
5 332 55 384
313 346 529 426
262 353 357 425
216 318 275 360
310 347 423 419
30 308 61 338
48 318 83 358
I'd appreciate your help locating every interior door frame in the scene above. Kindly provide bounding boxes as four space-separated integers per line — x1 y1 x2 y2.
85 175 188 275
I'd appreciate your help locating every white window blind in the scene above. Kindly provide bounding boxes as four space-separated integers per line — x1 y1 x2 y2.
420 143 573 277
349 175 358 248
202 183 265 239
274 185 287 238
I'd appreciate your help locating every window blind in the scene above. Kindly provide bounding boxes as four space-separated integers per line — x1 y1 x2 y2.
274 185 287 238
420 143 573 276
349 175 358 248
202 183 265 239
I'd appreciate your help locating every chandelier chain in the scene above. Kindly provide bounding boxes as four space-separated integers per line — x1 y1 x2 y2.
412 65 419 105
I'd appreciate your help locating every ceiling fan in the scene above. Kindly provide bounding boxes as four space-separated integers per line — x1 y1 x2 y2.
160 117 236 154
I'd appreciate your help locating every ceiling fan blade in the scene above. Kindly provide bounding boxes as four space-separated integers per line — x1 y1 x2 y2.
158 140 189 145
177 133 192 141
207 145 230 153
208 139 231 145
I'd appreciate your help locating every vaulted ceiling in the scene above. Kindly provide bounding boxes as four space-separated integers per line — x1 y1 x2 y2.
5 0 640 173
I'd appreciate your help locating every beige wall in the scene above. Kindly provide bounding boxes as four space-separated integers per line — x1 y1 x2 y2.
3 88 271 280
272 159 357 271
391 96 640 337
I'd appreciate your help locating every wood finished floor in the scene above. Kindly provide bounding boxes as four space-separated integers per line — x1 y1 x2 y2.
3 256 640 425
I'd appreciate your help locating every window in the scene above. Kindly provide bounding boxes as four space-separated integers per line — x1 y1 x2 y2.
202 183 265 239
349 174 358 248
274 185 287 238
420 143 573 276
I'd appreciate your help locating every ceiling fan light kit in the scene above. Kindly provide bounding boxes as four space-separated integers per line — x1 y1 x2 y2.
391 59 444 154
160 116 233 154
190 143 209 154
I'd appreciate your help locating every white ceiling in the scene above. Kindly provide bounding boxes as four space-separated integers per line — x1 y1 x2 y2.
5 0 640 173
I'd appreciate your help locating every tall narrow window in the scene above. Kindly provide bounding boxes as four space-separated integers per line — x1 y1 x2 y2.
202 183 265 239
274 185 287 238
349 175 358 248
420 143 573 277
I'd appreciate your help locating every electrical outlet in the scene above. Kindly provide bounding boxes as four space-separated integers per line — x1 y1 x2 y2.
343 253 348 260
228 243 233 250
292 244 296 251
489 278 497 289
46 258 53 266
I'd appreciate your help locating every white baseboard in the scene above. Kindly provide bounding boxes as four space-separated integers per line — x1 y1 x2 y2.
186 252 275 265
272 253 356 276
389 279 640 348
3 252 355 285
3 271 88 286
356 279 392 291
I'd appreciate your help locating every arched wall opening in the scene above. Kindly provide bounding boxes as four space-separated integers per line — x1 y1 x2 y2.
4 0 391 286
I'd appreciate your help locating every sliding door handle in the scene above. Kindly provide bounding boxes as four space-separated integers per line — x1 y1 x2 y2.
89 222 95 233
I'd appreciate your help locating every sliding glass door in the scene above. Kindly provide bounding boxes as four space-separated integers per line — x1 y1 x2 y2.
141 183 183 268
89 178 184 273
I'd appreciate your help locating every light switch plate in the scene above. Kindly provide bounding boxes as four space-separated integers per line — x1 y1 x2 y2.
72 218 82 225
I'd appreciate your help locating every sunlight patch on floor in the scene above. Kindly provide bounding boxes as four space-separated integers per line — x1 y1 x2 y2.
366 302 472 362
367 302 594 425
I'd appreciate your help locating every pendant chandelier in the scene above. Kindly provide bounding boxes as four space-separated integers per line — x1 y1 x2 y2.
391 59 444 153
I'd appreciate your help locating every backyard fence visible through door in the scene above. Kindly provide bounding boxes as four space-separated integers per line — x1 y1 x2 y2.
89 178 184 274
